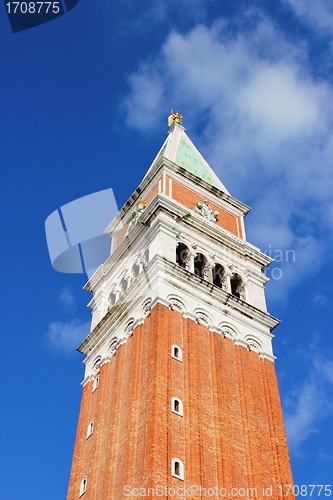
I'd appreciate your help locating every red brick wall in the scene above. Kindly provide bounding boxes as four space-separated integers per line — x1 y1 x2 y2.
171 180 242 237
67 303 293 499
113 176 243 251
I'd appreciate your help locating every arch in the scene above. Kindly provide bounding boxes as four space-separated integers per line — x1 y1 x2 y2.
109 290 117 306
213 263 225 288
142 297 152 316
219 323 238 339
171 344 183 362
125 318 135 335
194 308 212 326
80 476 87 496
171 397 183 416
109 337 118 353
176 243 190 269
171 458 184 480
245 336 262 352
194 252 207 279
92 357 101 373
92 375 99 392
168 294 186 313
120 276 128 292
143 248 149 265
230 272 244 299
132 261 140 278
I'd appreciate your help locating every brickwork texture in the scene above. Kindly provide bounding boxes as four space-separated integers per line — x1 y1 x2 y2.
67 303 293 499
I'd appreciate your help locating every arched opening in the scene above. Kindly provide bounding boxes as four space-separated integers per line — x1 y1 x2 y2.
132 262 140 278
213 263 225 288
109 291 116 306
230 273 244 299
80 476 87 496
86 420 94 438
194 253 207 279
176 243 189 269
92 376 99 392
143 248 149 265
171 397 183 416
171 344 182 362
120 277 128 292
171 458 184 480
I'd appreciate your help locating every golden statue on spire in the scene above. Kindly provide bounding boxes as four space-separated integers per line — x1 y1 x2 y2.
168 109 183 126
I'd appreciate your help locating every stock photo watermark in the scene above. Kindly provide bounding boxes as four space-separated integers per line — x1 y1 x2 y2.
123 484 332 498
45 188 121 279
3 0 80 32
263 245 296 281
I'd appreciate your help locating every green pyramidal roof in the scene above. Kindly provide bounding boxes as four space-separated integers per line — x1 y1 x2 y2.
175 135 221 189
147 122 229 194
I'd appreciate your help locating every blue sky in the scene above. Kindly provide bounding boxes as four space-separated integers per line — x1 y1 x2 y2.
1 0 333 499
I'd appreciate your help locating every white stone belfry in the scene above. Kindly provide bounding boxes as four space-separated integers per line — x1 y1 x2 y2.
79 119 279 384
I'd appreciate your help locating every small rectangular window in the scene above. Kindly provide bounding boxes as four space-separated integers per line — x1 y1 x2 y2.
171 344 182 362
92 376 99 392
171 458 184 480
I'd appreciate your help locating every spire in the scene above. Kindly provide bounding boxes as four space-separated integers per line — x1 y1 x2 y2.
147 113 229 194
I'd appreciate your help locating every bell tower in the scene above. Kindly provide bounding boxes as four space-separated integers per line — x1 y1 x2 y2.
66 114 293 499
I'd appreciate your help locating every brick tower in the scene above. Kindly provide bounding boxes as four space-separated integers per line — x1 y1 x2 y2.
66 113 294 499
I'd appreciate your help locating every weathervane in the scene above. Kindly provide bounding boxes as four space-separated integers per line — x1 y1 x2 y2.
168 109 183 126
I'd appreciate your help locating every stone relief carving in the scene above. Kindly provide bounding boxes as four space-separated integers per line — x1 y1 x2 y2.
195 200 219 222
127 202 146 234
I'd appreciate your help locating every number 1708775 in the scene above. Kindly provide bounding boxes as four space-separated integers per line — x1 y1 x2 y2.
5 2 60 14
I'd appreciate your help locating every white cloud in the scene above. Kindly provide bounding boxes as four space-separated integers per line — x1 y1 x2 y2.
45 288 89 354
282 0 333 35
59 287 76 309
239 64 320 141
46 319 90 354
284 358 333 454
122 14 333 301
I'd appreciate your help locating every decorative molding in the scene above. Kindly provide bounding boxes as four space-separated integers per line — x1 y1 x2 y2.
245 335 263 352
85 194 272 294
142 298 152 317
220 325 237 339
80 251 278 383
194 308 211 326
168 295 186 312
125 318 135 336
109 337 118 353
81 304 276 385
92 357 101 372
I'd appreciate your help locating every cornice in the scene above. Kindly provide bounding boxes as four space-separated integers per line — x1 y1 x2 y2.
105 156 251 236
79 254 279 360
85 193 272 293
